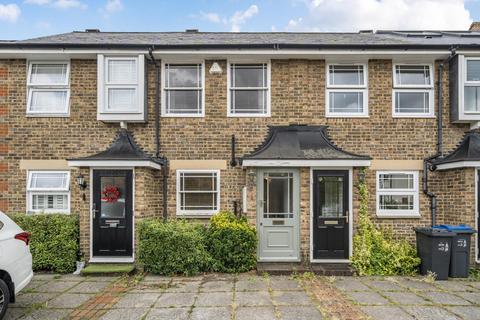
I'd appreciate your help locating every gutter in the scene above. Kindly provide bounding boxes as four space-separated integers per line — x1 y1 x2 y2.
423 46 457 227
147 46 169 222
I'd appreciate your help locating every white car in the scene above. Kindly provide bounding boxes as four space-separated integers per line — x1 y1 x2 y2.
0 211 33 318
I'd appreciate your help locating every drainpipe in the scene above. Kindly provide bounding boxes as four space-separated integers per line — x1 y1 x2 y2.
148 47 169 221
230 135 238 167
423 48 456 227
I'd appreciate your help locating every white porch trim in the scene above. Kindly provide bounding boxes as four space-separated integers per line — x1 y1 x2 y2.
68 160 161 170
242 159 371 167
435 161 480 171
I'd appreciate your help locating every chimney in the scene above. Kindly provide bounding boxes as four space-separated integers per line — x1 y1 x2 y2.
185 29 199 33
85 29 100 33
469 22 480 31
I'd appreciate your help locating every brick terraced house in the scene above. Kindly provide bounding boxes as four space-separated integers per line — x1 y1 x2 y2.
2 25 480 267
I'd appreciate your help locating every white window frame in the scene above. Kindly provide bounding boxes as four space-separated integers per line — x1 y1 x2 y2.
463 57 480 114
176 169 220 216
392 64 434 118
26 170 71 214
227 60 271 117
325 63 368 118
26 60 71 116
376 171 419 218
161 61 205 117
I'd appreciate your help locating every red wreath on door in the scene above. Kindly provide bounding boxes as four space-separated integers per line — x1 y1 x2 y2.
101 185 121 203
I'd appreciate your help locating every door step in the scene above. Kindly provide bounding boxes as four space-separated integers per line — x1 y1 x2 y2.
257 262 355 276
81 263 135 276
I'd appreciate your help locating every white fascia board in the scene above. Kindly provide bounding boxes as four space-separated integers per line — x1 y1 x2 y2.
242 159 371 167
435 161 480 171
68 160 162 170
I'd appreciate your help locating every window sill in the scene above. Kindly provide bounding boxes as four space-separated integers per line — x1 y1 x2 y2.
376 213 421 219
325 114 369 118
176 213 215 219
161 114 204 118
26 113 70 118
227 113 271 118
392 114 435 119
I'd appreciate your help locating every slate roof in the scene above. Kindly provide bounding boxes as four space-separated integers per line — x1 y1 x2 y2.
68 129 164 165
2 30 480 49
243 125 371 161
433 131 480 165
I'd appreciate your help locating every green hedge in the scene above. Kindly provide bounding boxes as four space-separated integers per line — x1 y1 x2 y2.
206 212 257 273
138 212 257 275
9 214 79 273
138 219 212 276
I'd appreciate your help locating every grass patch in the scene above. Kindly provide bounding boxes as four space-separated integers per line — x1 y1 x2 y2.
81 263 135 276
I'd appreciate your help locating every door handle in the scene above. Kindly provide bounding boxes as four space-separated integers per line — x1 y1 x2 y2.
92 203 98 219
345 211 349 223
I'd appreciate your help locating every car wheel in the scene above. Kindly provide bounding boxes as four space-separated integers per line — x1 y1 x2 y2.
0 279 10 319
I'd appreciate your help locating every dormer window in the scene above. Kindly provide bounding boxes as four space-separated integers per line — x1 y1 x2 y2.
27 61 70 116
465 59 480 113
97 54 146 122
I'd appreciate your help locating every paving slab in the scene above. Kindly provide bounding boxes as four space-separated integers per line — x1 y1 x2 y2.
154 292 196 307
23 308 73 320
277 306 323 320
395 278 439 291
382 291 431 305
68 281 111 293
190 306 231 320
347 291 390 305
272 291 313 306
236 278 269 291
21 280 48 292
435 281 477 292
81 276 118 282
56 274 84 282
146 307 190 320
31 274 58 281
46 293 92 308
454 291 480 304
100 308 150 320
35 281 79 293
235 291 273 306
200 280 234 292
131 281 170 293
236 306 277 320
333 278 371 291
420 291 471 306
3 307 27 320
9 293 57 308
447 306 480 320
195 292 233 306
114 293 160 308
142 275 172 282
403 306 460 320
361 306 413 320
466 282 480 290
269 277 303 291
363 279 406 291
163 280 201 293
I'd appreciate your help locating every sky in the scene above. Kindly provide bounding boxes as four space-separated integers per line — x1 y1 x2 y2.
0 0 479 40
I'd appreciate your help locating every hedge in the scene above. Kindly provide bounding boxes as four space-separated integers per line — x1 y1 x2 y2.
206 212 257 273
138 219 212 276
138 212 257 275
9 214 79 273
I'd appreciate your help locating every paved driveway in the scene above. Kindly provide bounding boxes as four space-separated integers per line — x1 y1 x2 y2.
5 272 480 319
330 276 480 320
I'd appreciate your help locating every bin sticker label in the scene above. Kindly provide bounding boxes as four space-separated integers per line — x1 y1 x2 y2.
457 239 467 248
438 241 449 252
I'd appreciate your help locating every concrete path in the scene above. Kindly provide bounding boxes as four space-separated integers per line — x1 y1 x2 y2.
330 276 480 320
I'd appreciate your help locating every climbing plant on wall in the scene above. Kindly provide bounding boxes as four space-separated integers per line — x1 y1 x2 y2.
351 167 420 276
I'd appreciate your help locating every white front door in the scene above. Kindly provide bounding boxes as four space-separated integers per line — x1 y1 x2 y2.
257 169 300 261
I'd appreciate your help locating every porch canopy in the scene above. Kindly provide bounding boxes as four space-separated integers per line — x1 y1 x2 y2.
242 125 371 167
434 130 480 170
67 129 164 169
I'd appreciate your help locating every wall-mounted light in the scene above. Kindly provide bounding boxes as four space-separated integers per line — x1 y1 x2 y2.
209 62 223 75
76 174 87 201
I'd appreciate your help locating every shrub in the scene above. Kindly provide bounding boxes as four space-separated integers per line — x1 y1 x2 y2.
206 211 257 273
351 169 420 276
138 219 211 276
9 214 79 273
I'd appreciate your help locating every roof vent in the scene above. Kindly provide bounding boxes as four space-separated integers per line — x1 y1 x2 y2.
185 29 199 33
359 30 373 33
85 29 100 33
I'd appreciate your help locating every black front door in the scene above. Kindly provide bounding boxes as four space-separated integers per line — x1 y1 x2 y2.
92 170 133 257
313 170 349 260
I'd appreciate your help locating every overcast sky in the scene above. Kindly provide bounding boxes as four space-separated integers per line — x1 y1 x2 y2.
1 0 479 40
